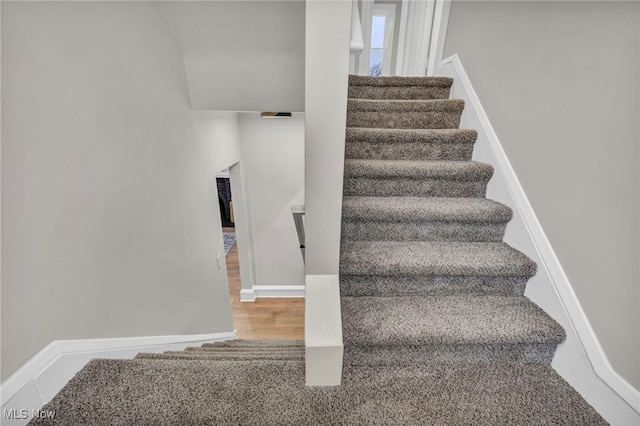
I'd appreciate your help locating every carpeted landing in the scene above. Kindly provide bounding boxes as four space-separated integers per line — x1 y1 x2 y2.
30 340 605 425
30 76 607 425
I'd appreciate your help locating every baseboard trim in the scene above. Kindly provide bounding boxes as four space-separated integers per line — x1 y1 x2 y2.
434 53 639 423
240 285 305 302
0 331 236 409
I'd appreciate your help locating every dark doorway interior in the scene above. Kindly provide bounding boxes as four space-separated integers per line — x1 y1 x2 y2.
217 177 234 228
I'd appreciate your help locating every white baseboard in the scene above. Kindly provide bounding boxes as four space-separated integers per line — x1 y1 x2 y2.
434 54 639 425
240 285 305 302
0 331 236 421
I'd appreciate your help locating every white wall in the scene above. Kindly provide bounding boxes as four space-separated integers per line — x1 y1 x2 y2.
229 162 257 292
193 111 242 174
237 113 305 288
304 1 352 386
305 0 352 275
157 1 305 112
1 2 235 381
444 0 640 389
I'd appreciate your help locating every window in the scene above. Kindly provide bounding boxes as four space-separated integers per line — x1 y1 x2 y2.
370 16 386 76
368 4 396 76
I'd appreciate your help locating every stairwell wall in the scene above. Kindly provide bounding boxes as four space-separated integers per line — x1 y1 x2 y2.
156 1 305 112
237 113 305 289
443 0 640 389
1 2 235 381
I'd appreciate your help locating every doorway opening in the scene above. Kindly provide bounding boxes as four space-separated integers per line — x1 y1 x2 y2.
216 167 241 310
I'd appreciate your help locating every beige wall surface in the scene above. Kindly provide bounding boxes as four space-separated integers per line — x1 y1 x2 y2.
1 2 235 380
444 1 639 388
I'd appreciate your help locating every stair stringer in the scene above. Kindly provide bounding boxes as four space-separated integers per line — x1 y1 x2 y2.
433 54 640 425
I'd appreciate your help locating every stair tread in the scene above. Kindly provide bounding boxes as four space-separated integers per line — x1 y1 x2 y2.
346 128 477 144
45 359 605 425
348 98 464 112
340 241 536 277
344 159 493 179
341 295 565 346
342 196 512 223
349 75 453 88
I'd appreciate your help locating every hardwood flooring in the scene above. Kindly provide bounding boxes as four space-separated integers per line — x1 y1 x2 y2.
223 229 304 341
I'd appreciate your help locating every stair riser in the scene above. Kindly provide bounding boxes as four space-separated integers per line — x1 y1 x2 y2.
184 347 304 354
347 111 461 129
339 275 528 297
184 351 303 356
203 341 303 348
348 86 451 100
345 142 474 161
341 220 507 242
343 177 488 197
135 354 304 361
343 343 558 366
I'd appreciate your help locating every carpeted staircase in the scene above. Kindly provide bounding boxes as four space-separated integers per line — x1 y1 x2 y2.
26 76 607 426
340 75 566 368
338 75 606 421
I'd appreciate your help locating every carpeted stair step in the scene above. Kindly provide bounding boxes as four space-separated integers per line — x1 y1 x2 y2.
343 159 493 197
342 196 513 242
345 128 477 161
134 351 304 361
202 340 303 348
348 75 453 100
346 99 464 129
340 241 536 297
341 295 565 366
33 358 606 425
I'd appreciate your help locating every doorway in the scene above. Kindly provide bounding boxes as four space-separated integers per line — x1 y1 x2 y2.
216 160 304 340
216 167 241 298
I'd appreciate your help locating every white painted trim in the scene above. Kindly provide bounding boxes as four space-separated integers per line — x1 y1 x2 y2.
426 0 451 76
433 53 639 423
0 332 236 409
305 275 343 386
394 0 410 76
394 0 435 76
357 0 375 76
240 285 305 302
350 0 364 55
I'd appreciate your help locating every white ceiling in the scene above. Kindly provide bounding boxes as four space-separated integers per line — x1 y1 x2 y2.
157 1 305 112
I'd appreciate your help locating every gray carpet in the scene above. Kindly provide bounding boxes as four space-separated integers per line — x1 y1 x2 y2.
338 75 606 421
29 341 605 425
28 76 606 424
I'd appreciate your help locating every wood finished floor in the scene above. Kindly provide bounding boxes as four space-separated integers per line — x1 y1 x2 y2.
223 228 304 340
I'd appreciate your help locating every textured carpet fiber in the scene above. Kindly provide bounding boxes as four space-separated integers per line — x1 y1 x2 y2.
338 75 605 422
31 345 605 425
